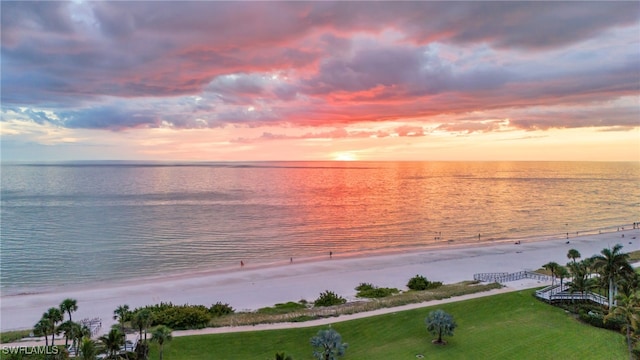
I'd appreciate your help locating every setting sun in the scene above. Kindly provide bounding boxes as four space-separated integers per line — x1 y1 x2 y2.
333 152 357 161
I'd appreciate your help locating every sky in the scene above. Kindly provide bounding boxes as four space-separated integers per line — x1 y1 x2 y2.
1 1 639 162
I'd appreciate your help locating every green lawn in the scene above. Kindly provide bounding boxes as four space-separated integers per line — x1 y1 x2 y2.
150 289 626 360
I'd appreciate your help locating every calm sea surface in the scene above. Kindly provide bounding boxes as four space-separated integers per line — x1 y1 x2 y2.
1 161 638 293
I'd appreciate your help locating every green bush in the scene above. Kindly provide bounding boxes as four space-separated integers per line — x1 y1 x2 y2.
257 302 307 315
355 283 375 292
313 291 347 307
210 302 235 317
159 306 211 330
132 302 211 330
578 310 624 331
407 275 429 290
354 283 399 298
406 275 443 291
357 287 400 299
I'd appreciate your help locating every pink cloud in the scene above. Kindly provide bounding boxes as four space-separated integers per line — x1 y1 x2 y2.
1 1 638 134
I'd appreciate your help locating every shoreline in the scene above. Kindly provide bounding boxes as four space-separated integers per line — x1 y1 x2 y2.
1 227 639 334
2 223 634 297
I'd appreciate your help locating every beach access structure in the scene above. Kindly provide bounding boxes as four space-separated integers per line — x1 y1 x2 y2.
534 284 609 306
473 271 609 306
473 271 551 283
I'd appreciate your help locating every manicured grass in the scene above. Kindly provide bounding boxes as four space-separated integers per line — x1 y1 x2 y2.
149 289 626 359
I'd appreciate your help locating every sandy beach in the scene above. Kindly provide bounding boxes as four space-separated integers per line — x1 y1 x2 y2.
2 228 638 340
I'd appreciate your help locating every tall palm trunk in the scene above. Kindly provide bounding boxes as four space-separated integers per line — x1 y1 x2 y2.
609 278 615 308
626 324 632 360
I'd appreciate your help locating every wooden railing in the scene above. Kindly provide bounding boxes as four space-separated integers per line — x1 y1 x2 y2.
78 317 102 336
474 270 609 306
473 271 609 305
535 285 608 306
473 271 551 283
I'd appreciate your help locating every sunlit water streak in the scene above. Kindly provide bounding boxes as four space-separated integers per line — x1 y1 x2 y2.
1 161 638 293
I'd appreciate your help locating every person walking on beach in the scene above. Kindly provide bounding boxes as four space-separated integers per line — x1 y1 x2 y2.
329 251 332 259
240 261 244 267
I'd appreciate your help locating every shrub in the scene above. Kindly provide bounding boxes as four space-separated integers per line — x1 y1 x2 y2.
210 302 235 317
355 283 375 292
354 283 399 298
314 291 347 307
578 310 624 331
159 306 211 330
406 275 443 291
407 275 430 290
257 302 306 315
357 287 400 299
132 303 211 330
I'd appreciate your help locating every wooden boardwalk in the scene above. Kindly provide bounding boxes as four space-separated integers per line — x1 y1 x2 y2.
473 271 609 307
534 284 608 306
473 270 551 283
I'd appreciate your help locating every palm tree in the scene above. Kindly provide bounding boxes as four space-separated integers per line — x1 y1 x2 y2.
44 307 63 346
132 309 155 343
34 317 52 347
150 325 173 360
58 320 81 348
425 309 457 345
592 244 633 307
582 256 596 278
113 304 130 351
567 249 581 264
543 261 560 286
567 260 597 305
60 298 78 322
79 337 99 360
132 309 154 360
310 328 347 360
135 340 150 360
618 271 640 298
605 291 640 360
74 324 93 356
556 265 569 290
99 327 124 359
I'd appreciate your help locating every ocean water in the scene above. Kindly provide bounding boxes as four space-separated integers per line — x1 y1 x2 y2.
1 161 638 293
